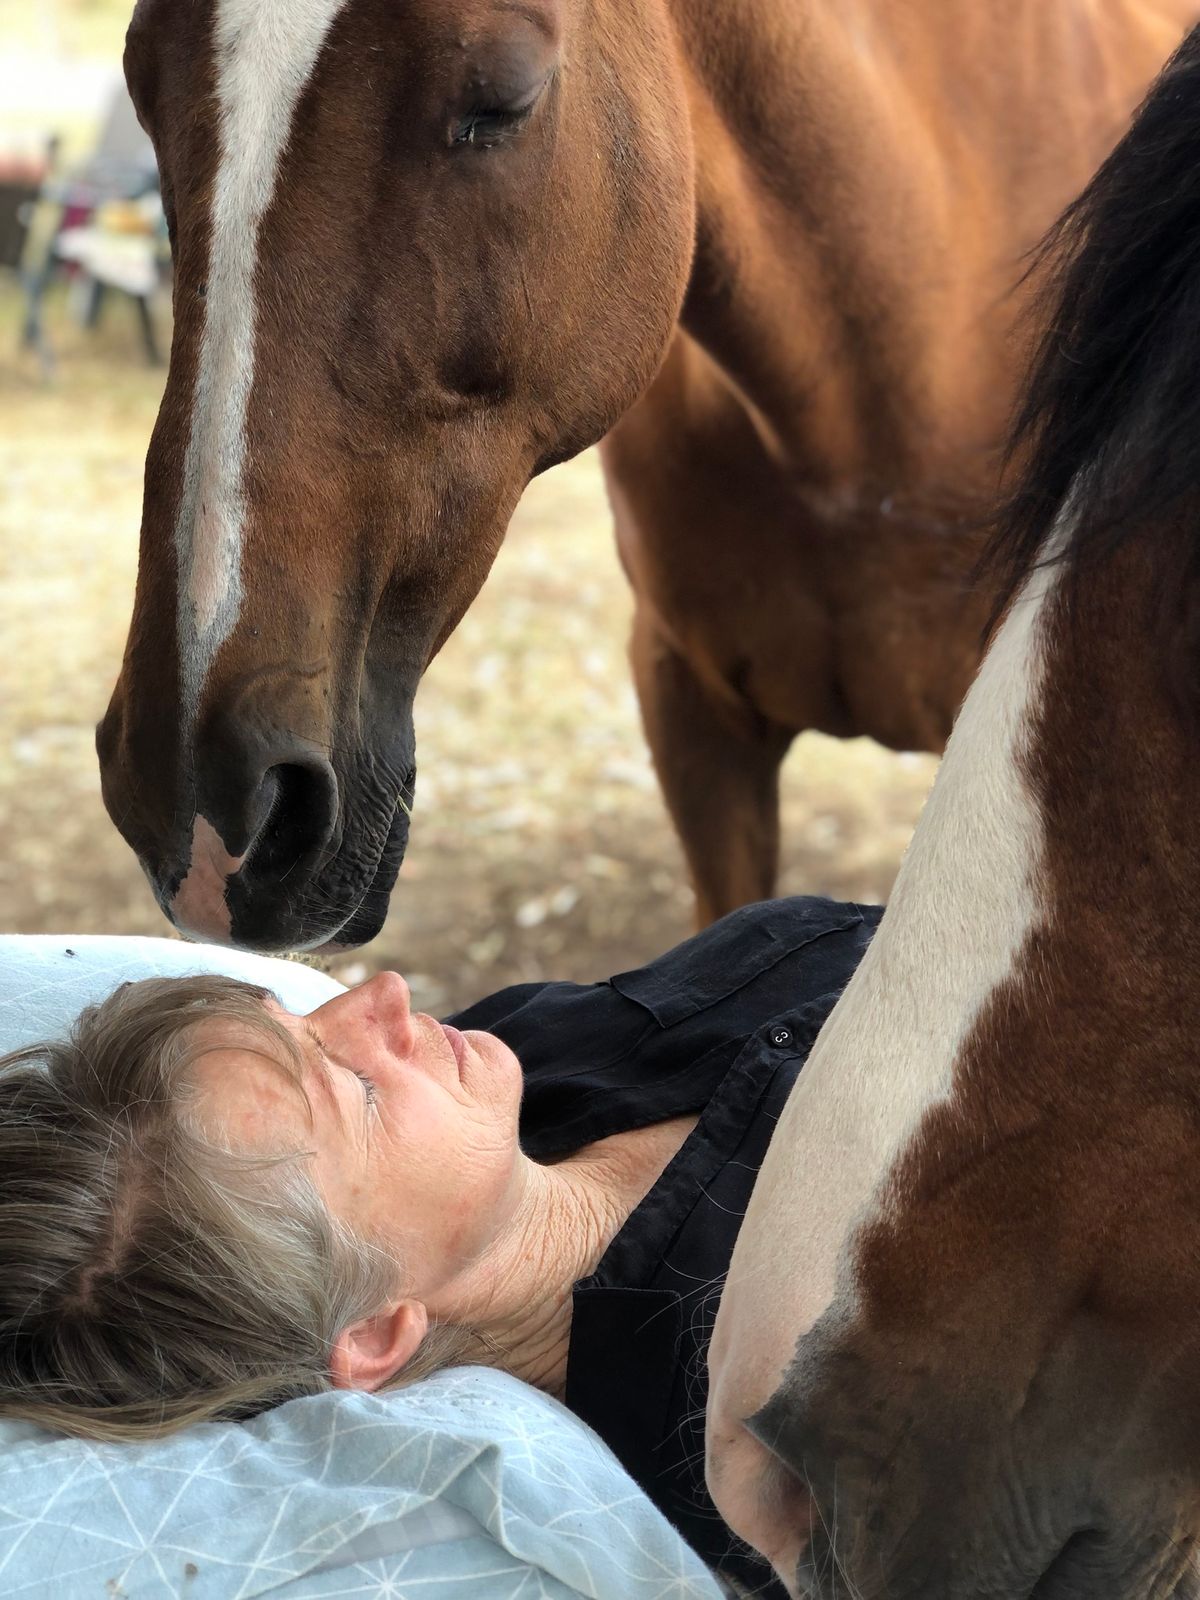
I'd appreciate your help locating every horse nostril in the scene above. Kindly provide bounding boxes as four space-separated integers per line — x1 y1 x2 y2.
245 760 338 882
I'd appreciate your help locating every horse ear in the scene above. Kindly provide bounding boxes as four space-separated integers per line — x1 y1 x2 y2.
330 1300 429 1391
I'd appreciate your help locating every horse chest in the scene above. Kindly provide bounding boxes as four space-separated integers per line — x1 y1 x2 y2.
605 393 987 752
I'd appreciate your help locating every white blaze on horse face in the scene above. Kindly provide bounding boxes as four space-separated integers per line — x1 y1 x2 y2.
176 0 349 730
706 552 1062 1541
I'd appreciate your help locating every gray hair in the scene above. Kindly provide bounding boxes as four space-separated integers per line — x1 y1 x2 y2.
0 974 478 1441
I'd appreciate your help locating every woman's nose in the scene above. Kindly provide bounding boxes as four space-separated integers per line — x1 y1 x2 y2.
318 971 415 1050
362 971 412 1019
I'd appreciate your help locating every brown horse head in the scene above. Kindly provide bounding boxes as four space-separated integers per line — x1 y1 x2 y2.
706 33 1200 1600
99 0 694 949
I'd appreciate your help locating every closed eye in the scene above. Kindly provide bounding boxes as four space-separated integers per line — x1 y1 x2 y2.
448 71 551 150
351 1066 378 1106
449 103 534 147
304 1021 378 1106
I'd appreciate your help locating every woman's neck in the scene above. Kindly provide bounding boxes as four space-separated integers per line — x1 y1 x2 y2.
432 1122 695 1396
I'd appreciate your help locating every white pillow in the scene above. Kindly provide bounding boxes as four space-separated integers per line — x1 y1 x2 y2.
0 933 344 1052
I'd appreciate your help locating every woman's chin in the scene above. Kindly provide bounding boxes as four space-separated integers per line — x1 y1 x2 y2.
461 1030 523 1106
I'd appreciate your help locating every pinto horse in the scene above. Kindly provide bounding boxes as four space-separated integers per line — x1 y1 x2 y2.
100 0 1196 952
707 31 1200 1599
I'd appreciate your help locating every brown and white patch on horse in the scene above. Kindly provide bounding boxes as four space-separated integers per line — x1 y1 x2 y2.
744 536 1200 1597
173 816 246 944
710 29 1200 1591
105 0 698 950
705 538 1062 1579
175 0 351 731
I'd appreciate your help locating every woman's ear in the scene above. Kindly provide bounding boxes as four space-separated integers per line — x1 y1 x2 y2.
330 1300 429 1391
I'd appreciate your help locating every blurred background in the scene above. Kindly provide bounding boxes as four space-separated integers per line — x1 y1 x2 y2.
0 0 937 1013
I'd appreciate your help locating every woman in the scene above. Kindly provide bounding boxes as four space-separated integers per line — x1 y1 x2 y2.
0 895 879 1597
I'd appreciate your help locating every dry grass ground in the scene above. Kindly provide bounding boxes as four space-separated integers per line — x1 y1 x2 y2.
0 281 939 1012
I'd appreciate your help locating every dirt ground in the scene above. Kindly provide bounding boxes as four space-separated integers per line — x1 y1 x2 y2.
0 284 939 1013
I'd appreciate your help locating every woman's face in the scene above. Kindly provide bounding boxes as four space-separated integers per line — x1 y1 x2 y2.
190 975 527 1304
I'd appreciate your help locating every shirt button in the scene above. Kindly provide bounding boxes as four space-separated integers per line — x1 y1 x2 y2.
769 1026 793 1048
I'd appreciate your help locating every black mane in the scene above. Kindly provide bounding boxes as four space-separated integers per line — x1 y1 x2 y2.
987 26 1200 612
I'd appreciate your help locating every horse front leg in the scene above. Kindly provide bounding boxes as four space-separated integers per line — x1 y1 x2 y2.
630 603 794 927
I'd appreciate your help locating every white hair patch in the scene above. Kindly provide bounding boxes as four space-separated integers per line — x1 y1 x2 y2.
175 0 350 733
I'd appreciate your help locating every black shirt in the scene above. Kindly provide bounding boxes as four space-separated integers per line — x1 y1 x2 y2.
447 895 880 1598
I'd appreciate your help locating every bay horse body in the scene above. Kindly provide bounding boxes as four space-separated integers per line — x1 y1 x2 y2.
707 32 1200 1597
101 0 1195 950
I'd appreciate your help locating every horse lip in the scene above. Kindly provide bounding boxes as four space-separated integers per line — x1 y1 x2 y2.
307 801 409 951
144 781 409 953
227 797 409 953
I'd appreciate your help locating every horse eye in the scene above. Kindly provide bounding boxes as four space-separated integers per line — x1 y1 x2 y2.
449 104 533 149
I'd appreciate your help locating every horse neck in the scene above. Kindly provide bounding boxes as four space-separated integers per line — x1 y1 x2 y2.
804 539 1057 1150
658 0 1192 492
779 522 1200 1280
1023 540 1200 1032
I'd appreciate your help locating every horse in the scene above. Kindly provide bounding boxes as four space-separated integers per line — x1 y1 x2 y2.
706 30 1200 1598
99 0 1197 952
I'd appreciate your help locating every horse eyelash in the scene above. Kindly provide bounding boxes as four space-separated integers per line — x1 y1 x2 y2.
450 103 535 148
